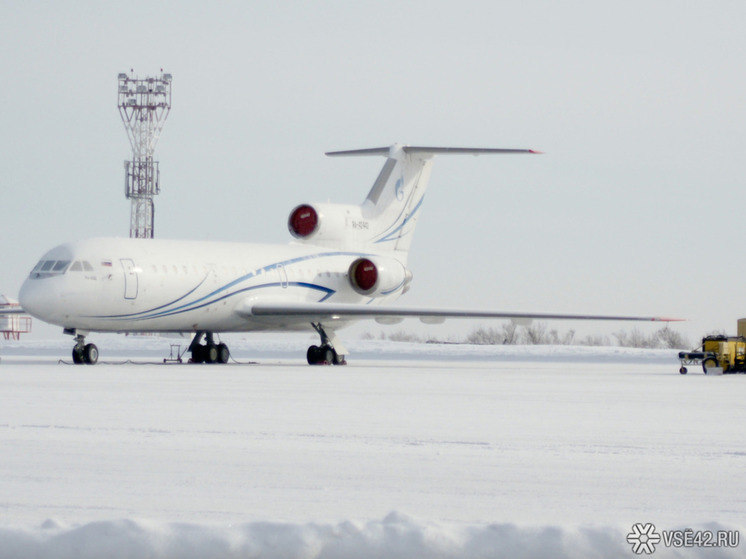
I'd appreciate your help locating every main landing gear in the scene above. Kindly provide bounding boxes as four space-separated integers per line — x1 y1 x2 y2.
307 323 346 366
71 333 98 365
188 331 230 364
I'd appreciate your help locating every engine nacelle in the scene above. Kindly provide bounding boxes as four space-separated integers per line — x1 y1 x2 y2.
288 203 412 297
288 203 369 246
348 256 410 297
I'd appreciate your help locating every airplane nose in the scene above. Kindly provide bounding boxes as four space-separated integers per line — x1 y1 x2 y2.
19 277 56 320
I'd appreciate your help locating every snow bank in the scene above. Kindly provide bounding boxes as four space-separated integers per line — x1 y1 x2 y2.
1 514 741 559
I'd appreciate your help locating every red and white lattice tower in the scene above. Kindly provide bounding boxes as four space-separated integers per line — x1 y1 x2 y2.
0 295 31 340
118 70 172 238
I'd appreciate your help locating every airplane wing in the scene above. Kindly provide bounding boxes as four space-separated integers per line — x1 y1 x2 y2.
241 302 681 325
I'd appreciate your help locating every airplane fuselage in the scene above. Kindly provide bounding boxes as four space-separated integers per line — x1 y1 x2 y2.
19 237 409 335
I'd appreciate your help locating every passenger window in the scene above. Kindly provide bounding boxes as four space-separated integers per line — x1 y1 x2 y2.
70 261 83 272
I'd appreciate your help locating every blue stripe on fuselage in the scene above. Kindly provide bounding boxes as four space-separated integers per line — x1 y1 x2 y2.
88 250 373 321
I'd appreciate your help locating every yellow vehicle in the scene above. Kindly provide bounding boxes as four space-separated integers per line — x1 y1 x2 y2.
679 335 746 374
679 319 746 374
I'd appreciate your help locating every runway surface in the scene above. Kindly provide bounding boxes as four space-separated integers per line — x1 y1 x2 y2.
0 337 743 557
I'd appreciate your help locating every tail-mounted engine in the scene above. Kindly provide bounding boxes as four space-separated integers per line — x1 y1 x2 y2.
348 256 411 297
288 203 370 246
288 203 413 297
288 204 320 238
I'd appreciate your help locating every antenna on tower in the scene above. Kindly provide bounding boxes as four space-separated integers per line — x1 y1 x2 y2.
117 70 172 238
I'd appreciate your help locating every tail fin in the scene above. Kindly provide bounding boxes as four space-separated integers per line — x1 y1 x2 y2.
326 144 538 258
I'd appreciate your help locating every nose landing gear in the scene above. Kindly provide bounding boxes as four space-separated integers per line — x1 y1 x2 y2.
71 333 98 365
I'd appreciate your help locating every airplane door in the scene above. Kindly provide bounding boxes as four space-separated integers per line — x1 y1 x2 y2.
120 259 139 300
277 264 288 288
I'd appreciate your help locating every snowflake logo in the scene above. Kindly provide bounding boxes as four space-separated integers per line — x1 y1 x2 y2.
394 176 405 200
627 523 662 554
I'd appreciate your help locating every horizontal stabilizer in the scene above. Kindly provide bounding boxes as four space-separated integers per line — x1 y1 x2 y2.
326 145 540 157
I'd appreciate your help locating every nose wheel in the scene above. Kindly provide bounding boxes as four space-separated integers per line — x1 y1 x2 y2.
72 334 98 365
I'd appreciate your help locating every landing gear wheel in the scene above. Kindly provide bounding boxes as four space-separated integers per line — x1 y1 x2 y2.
189 332 230 364
72 347 84 364
320 346 334 364
205 344 219 364
83 343 99 365
307 345 319 365
679 367 688 374
72 341 98 364
307 323 348 365
217 343 230 364
307 344 338 365
191 345 205 364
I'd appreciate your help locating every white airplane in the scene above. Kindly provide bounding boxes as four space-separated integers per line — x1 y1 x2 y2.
17 144 675 365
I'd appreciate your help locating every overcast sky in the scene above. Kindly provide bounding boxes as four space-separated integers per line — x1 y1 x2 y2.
2 1 745 342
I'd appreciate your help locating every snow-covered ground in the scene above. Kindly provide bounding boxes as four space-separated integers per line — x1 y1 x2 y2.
0 336 743 558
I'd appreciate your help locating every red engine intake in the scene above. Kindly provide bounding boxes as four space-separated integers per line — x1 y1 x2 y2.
288 204 319 238
349 258 378 294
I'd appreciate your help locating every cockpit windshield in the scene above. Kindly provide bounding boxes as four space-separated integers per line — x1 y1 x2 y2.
29 260 92 279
